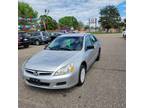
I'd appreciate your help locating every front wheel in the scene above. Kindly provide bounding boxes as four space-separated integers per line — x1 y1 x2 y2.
77 65 86 86
24 45 29 48
123 35 126 38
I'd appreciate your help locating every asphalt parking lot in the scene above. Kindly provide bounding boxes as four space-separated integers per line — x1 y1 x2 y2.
18 33 126 108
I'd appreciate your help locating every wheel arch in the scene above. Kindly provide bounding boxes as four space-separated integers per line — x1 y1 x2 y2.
81 61 87 72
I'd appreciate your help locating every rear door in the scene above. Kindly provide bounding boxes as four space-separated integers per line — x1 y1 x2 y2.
84 35 95 68
29 32 40 43
89 35 99 59
42 32 48 41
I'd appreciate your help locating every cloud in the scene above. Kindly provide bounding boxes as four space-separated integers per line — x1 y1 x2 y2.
20 0 126 24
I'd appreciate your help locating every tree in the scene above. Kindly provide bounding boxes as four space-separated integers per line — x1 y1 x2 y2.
59 16 79 30
123 18 126 29
78 21 84 29
18 2 38 18
99 5 121 32
119 18 126 31
40 15 58 30
18 2 38 25
84 25 89 30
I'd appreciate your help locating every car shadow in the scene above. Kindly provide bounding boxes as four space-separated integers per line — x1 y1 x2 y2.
25 83 79 96
116 36 126 40
18 46 30 50
18 45 34 50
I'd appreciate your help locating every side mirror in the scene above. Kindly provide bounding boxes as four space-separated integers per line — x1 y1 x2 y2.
44 42 50 50
86 45 94 50
44 45 48 50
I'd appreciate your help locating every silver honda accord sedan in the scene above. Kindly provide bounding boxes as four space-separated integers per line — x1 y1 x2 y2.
22 33 101 89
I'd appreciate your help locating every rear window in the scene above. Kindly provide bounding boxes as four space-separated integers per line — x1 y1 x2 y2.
42 32 48 36
32 32 40 36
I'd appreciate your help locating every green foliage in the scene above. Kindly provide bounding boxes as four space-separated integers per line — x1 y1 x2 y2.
18 2 38 18
78 21 84 29
84 25 89 30
40 15 58 30
99 5 121 32
18 2 38 25
59 16 79 29
121 18 126 30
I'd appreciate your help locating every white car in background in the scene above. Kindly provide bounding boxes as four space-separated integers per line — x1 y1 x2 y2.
122 30 126 38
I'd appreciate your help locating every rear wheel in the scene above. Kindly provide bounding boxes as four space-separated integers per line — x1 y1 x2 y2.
35 40 40 45
77 65 86 86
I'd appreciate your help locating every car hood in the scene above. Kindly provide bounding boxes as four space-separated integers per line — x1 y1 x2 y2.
25 50 79 71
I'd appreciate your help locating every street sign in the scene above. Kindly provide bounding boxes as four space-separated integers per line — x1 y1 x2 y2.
89 18 97 24
89 18 97 32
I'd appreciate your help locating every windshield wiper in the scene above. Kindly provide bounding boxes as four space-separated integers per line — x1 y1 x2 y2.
59 47 72 51
49 47 73 51
48 47 58 50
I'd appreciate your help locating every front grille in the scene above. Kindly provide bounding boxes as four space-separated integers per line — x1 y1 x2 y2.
26 70 33 74
39 73 51 75
25 69 52 76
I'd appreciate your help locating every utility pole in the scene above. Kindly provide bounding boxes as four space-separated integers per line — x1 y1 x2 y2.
89 18 90 32
42 9 49 31
95 18 97 32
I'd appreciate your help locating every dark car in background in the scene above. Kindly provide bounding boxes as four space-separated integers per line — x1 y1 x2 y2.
47 32 63 42
29 31 50 45
18 32 30 48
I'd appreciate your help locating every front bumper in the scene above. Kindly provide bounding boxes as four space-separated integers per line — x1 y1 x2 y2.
23 71 78 89
18 41 29 46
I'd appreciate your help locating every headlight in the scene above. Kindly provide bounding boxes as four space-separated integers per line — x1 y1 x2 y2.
24 38 28 41
54 64 75 76
21 57 31 73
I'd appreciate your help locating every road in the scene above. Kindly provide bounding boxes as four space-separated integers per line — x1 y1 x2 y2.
18 34 126 108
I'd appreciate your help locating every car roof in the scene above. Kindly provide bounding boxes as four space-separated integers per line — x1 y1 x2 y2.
59 33 90 37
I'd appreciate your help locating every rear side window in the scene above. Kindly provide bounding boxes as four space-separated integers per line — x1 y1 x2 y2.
42 32 48 36
32 32 40 36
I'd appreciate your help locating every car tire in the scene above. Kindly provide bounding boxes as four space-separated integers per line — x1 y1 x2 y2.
77 65 86 86
24 45 29 48
123 35 126 38
35 40 40 45
96 48 101 61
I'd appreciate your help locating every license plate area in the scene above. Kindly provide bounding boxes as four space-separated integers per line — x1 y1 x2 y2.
29 78 40 85
27 78 50 86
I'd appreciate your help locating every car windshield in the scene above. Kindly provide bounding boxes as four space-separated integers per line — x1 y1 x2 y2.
18 32 26 37
47 36 83 51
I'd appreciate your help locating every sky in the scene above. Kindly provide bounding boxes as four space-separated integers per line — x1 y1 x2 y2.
20 0 126 25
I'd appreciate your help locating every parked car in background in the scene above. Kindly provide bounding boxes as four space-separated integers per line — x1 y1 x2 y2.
29 31 50 45
22 33 101 89
18 32 30 48
47 32 64 42
59 30 68 33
